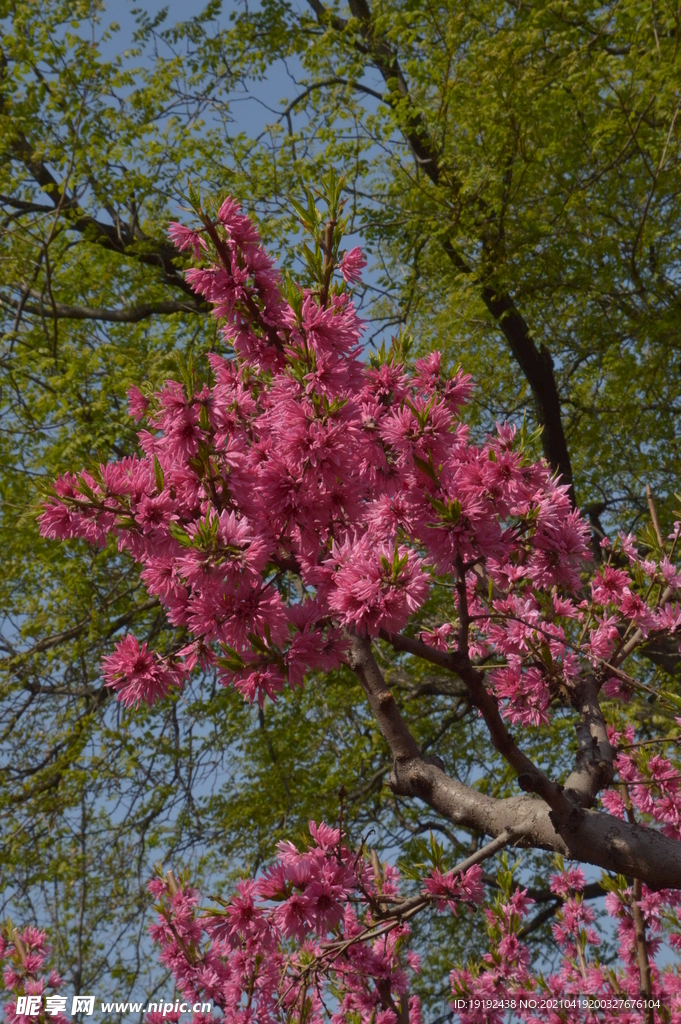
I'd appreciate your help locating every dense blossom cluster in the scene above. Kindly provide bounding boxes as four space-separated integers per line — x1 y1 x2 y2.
143 820 472 1024
39 195 681 730
450 860 681 1023
34 194 681 1019
3 836 681 1024
1 927 68 1024
602 725 681 841
39 193 596 717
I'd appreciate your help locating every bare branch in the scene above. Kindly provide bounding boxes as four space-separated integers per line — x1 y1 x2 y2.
0 193 55 214
631 876 654 1022
646 483 665 549
0 290 207 324
280 77 385 120
0 117 195 295
2 598 159 666
347 632 421 762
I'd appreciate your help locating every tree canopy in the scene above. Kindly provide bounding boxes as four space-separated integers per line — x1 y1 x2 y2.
1 0 681 1014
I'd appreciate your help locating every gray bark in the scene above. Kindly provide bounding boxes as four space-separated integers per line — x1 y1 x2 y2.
348 633 681 891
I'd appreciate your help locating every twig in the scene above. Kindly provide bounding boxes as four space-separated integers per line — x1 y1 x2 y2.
646 484 665 549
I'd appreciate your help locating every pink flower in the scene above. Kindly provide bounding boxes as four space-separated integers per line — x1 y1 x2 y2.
591 566 631 604
553 594 578 617
420 623 454 651
602 674 633 701
424 864 484 913
230 666 286 708
550 867 586 898
618 531 639 561
127 385 149 421
327 537 430 636
490 662 550 727
102 635 185 707
587 614 620 660
601 789 627 819
308 820 341 851
617 588 657 634
338 246 367 283
168 222 208 259
656 601 681 632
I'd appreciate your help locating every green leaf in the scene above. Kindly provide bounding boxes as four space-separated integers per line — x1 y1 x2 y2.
168 522 194 548
153 455 165 492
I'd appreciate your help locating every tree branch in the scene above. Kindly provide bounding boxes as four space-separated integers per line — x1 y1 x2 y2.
379 628 571 815
347 632 421 762
379 628 463 672
281 77 386 121
517 900 561 939
348 633 681 891
0 290 207 323
477 286 574 502
2 598 159 666
383 627 616 809
563 674 615 806
0 193 56 214
631 876 654 1022
0 111 195 296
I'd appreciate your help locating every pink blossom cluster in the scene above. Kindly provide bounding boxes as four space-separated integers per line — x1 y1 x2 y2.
450 881 535 1022
143 820 484 1024
528 863 681 1022
602 725 681 840
3 835 681 1022
0 927 67 1024
40 196 603 719
39 197 681 732
468 528 681 730
449 861 681 1023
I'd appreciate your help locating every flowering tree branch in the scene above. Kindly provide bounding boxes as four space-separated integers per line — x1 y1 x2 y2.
31 180 681 1019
